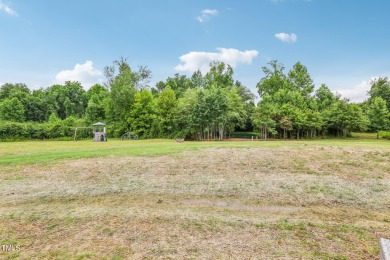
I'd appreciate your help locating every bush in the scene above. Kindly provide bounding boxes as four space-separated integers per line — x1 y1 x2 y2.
379 131 390 139
0 119 93 141
0 121 28 140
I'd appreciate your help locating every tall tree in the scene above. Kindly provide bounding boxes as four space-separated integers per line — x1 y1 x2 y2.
154 74 193 98
191 70 205 89
175 88 200 138
3 86 48 122
0 83 30 101
226 86 247 136
368 77 390 111
205 61 234 89
85 84 109 124
234 81 256 103
288 62 315 97
128 89 157 138
324 100 368 137
45 82 87 120
157 86 178 137
368 97 390 138
86 84 109 101
251 94 276 140
257 60 288 98
105 58 151 135
63 81 87 118
193 85 229 140
0 97 25 122
23 95 48 122
315 84 339 111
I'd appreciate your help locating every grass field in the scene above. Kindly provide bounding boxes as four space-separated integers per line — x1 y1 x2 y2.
0 135 389 259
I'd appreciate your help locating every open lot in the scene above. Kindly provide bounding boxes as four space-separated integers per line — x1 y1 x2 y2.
0 137 389 259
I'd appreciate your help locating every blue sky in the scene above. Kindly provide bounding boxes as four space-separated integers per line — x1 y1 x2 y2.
1 0 390 102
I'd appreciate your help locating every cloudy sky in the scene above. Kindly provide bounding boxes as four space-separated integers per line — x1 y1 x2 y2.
1 0 390 102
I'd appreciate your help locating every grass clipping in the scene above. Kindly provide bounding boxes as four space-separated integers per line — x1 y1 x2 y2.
0 144 389 259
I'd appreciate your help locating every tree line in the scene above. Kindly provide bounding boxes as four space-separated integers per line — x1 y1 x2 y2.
0 58 389 140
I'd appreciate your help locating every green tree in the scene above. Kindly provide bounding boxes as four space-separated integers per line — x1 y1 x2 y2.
193 85 230 140
234 81 255 103
226 86 247 136
287 62 315 97
251 95 276 140
191 70 205 89
24 95 48 122
86 84 108 101
305 110 323 138
0 83 30 101
128 89 157 138
175 88 200 138
63 81 87 117
293 108 308 139
0 97 25 122
4 87 48 122
157 86 178 137
279 116 293 139
345 103 369 134
205 61 234 88
85 95 107 124
368 97 390 138
368 77 390 111
324 101 368 137
257 60 288 98
105 58 152 136
85 84 108 124
155 74 193 98
45 82 87 120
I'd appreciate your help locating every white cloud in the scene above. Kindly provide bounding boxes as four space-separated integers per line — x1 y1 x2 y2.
0 2 17 16
275 33 297 43
175 48 259 74
334 77 378 102
54 60 103 89
197 9 218 23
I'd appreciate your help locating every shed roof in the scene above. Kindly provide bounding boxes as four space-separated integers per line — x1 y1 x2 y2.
93 122 106 126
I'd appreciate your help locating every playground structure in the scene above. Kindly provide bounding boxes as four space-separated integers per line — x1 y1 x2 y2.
121 131 139 140
93 122 107 142
72 122 108 142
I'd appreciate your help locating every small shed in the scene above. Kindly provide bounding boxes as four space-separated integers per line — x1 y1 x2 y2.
93 122 107 142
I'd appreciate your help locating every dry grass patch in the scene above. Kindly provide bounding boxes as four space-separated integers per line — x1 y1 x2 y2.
0 144 389 259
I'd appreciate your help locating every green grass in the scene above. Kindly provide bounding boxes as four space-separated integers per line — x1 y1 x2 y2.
351 132 378 139
0 135 388 166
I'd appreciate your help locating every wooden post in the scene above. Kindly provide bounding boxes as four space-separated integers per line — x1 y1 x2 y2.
381 238 390 260
74 128 77 142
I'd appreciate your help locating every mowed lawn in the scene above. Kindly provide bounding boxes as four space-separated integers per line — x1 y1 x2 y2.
0 137 389 259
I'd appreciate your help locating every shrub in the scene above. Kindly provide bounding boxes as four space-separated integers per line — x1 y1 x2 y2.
0 119 92 141
379 131 390 139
